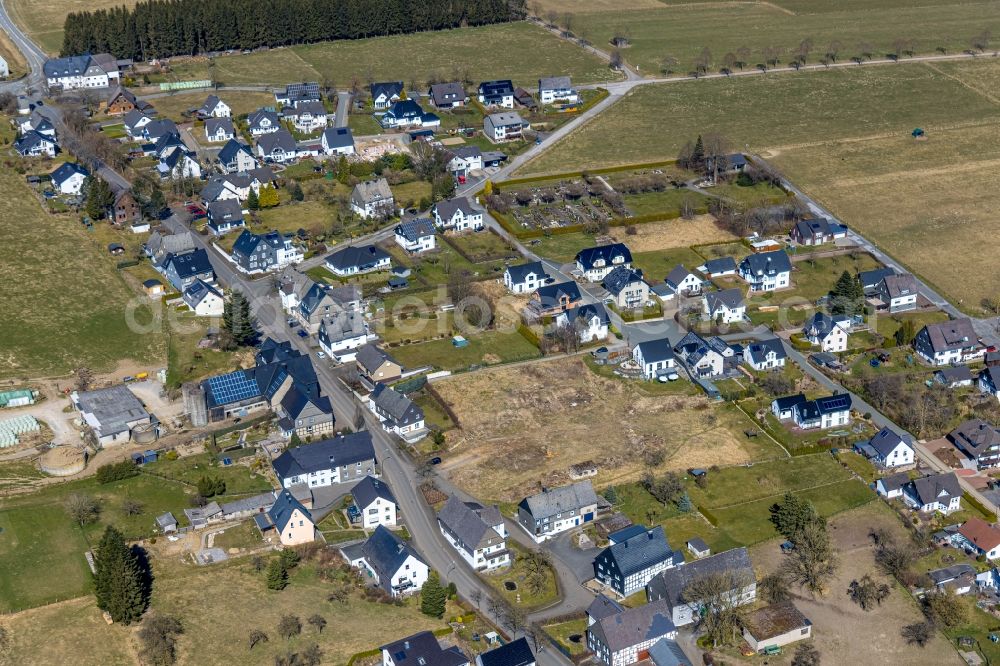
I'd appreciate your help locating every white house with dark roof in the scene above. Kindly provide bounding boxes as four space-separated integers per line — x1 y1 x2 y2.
351 178 395 219
321 126 355 155
980 366 1000 401
272 432 377 489
587 598 678 666
438 495 509 571
517 480 598 542
256 129 298 164
576 244 633 282
504 261 548 294
370 81 404 110
697 256 738 278
217 139 257 174
789 217 846 246
433 196 483 231
428 82 468 108
857 427 914 468
937 366 974 388
484 112 528 143
352 475 398 528
538 76 578 104
674 332 727 378
603 266 649 309
380 99 440 129
915 318 984 366
15 131 57 157
162 248 215 291
478 80 515 108
447 146 483 178
477 638 534 666
771 393 851 430
283 100 328 133
633 338 677 380
803 312 850 352
248 108 280 136
368 383 426 440
738 250 791 292
318 310 367 361
702 288 745 324
903 472 962 514
948 418 1000 469
206 199 245 235
876 471 910 499
877 273 919 313
743 338 787 371
593 525 682 596
344 525 428 597
275 82 321 108
183 279 224 316
394 219 436 254
198 94 231 118
124 109 153 139
664 265 702 297
50 162 89 195
44 53 120 89
381 631 469 666
19 110 55 137
646 547 756 627
204 117 234 143
325 244 391 276
557 303 610 343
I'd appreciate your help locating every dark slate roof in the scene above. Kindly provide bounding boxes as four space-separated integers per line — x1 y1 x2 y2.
539 76 572 91
700 256 737 275
218 138 253 164
44 54 94 77
363 525 427 586
183 278 221 307
449 145 482 160
205 117 234 136
868 427 913 458
939 366 974 383
437 495 503 549
166 248 213 278
143 118 177 140
207 199 243 225
665 264 696 289
575 243 633 272
705 288 744 312
879 471 910 493
793 217 833 239
356 344 399 374
739 249 791 276
535 281 581 307
257 129 297 154
352 475 396 509
385 98 427 120
635 338 675 365
325 244 391 271
859 267 896 290
882 273 918 299
371 81 404 100
928 563 976 586
272 432 376 479
602 265 645 296
519 481 597 521
814 393 852 415
380 631 468 666
773 393 807 411
479 80 515 96
15 130 55 153
322 126 354 149
371 383 424 427
587 594 625 622
199 94 223 114
50 162 89 185
434 196 477 220
395 218 435 243
268 490 312 532
921 318 978 354
599 525 674 577
949 418 1000 456
746 338 786 364
248 108 279 129
429 82 466 106
231 228 264 256
648 547 753 607
279 383 331 420
506 261 546 284
648 638 692 666
567 303 609 327
478 638 534 666
804 312 847 339
909 472 962 506
590 598 676 652
123 108 152 130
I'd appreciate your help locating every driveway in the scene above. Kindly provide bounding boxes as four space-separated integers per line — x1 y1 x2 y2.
544 531 599 584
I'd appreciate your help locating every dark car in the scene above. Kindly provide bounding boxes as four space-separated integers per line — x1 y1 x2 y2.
297 329 308 338
429 456 442 465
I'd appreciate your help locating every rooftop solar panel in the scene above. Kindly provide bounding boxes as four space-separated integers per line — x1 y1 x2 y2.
207 370 260 406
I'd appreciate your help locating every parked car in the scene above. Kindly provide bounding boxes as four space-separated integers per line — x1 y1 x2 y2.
317 351 326 359
297 329 308 338
429 456 442 465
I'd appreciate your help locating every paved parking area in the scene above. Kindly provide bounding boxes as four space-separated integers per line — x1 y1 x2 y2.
544 531 599 585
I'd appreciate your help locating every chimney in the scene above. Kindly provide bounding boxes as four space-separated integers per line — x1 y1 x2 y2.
404 641 410 650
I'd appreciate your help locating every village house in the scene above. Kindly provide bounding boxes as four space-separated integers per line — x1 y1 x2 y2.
272 432 377 490
428 81 468 108
587 598 677 666
593 525 682 597
351 475 398 528
248 108 281 136
477 638 534 666
738 250 792 292
356 345 403 386
742 602 813 655
19 110 56 137
198 94 231 118
687 538 711 560
182 279 224 317
437 495 510 571
44 53 120 89
204 117 235 143
531 281 582 315
914 318 984 366
948 418 1000 469
325 244 391 276
771 393 852 430
370 81 404 109
674 332 729 379
283 100 328 133
802 312 850 353
789 217 847 246
351 178 395 219
903 472 962 514
230 229 302 274
274 384 334 440
381 631 469 666
317 310 368 361
291 280 361 332
517 480 599 542
538 76 578 104
603 266 649 309
478 80 515 108
697 256 738 278
157 141 201 180
929 564 976 595
877 273 919 313
275 82 321 108
937 366 975 388
206 199 245 235
587 594 625 626
646 547 756 627
394 219 436 254
743 338 787 371
369 383 426 441
343 525 429 597
980 366 1000 400
256 491 315 546
321 126 355 155
50 162 89 196
124 109 153 139
146 230 195 267
856 427 915 468
105 86 146 115
162 249 215 291
256 129 298 164
859 267 896 294
703 288 746 324
556 303 610 343
956 518 1000 560
876 471 910 499
15 131 57 157
633 338 677 380
142 118 178 142
484 112 528 143
72 385 152 447
447 146 483 179
664 265 703 298
504 261 548 294
216 139 258 174
433 196 484 231
111 190 141 227
576 244 633 282
380 99 440 129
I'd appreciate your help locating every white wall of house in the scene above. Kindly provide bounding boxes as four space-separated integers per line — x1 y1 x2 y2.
360 497 397 528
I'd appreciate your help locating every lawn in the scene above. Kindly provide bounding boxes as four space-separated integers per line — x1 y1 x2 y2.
165 316 242 388
443 230 516 263
630 247 707 281
482 542 559 610
543 618 589 656
141 452 273 496
148 90 277 122
411 389 456 431
0 164 165 379
389 328 541 373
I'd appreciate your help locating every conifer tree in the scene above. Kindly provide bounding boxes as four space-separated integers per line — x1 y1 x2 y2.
420 571 447 618
94 526 148 624
246 187 259 211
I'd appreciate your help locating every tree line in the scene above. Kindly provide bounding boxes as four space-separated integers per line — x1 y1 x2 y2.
62 0 526 60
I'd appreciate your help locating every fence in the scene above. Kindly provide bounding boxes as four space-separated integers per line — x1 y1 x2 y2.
159 80 213 91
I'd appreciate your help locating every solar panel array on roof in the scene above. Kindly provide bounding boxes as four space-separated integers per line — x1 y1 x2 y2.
817 394 851 412
206 370 260 406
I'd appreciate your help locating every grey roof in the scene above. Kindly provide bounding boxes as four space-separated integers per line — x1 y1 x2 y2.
699 256 737 275
44 54 95 78
248 108 279 129
705 288 744 312
437 495 504 550
506 261 546 284
352 178 394 205
882 273 918 299
268 490 312 533
395 218 435 243
949 418 1000 457
602 265 645 296
207 199 243 225
143 118 177 140
434 196 477 220
635 338 675 365
938 366 974 383
739 250 792 276
587 593 625 622
257 129 297 154
929 563 976 585
205 117 234 136
598 525 674 577
371 383 424 427
272 432 376 480
429 82 467 106
859 267 896 290
478 638 534 666
220 491 276 517
478 80 514 98
449 145 482 160
648 638 692 666
519 480 597 521
325 244 390 271
15 131 55 153
147 230 194 257
183 278 222 308
804 312 847 340
352 475 396 509
921 318 978 354
370 81 404 100
647 547 753 607
576 243 633 272
75 385 149 436
746 338 786 364
590 598 676 653
155 512 177 528
283 100 326 117
363 525 427 587
123 108 152 130
322 126 354 149
566 303 610 327
485 111 526 129
50 162 88 186
909 472 962 506
199 94 224 115
356 344 399 374
534 281 581 308
539 76 572 91
380 631 468 666
319 310 366 344
793 217 834 240
665 264 696 289
878 471 910 493
687 537 709 553
217 138 253 164
868 427 913 457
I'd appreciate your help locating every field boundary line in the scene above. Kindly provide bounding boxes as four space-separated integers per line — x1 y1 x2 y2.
285 48 324 80
921 61 1000 106
707 476 860 511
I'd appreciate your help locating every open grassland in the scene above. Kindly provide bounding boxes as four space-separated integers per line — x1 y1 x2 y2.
158 22 613 88
523 61 1000 309
0 166 165 380
0 29 27 79
148 91 277 122
433 356 787 502
552 0 1000 76
7 0 139 54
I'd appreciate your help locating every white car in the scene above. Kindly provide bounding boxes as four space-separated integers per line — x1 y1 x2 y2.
317 351 326 359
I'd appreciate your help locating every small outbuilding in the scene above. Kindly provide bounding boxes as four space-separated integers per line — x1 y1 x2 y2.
742 601 812 654
156 512 178 533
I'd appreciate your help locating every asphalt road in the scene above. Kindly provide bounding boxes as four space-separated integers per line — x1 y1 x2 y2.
0 0 45 94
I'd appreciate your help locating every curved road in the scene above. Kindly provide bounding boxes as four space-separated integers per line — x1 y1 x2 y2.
0 0 46 94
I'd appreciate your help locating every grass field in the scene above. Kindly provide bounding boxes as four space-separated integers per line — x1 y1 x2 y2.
152 22 614 88
433 356 786 502
389 328 541 372
522 61 1000 310
0 27 27 79
148 91 277 122
0 165 165 380
7 0 138 53
165 316 242 388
